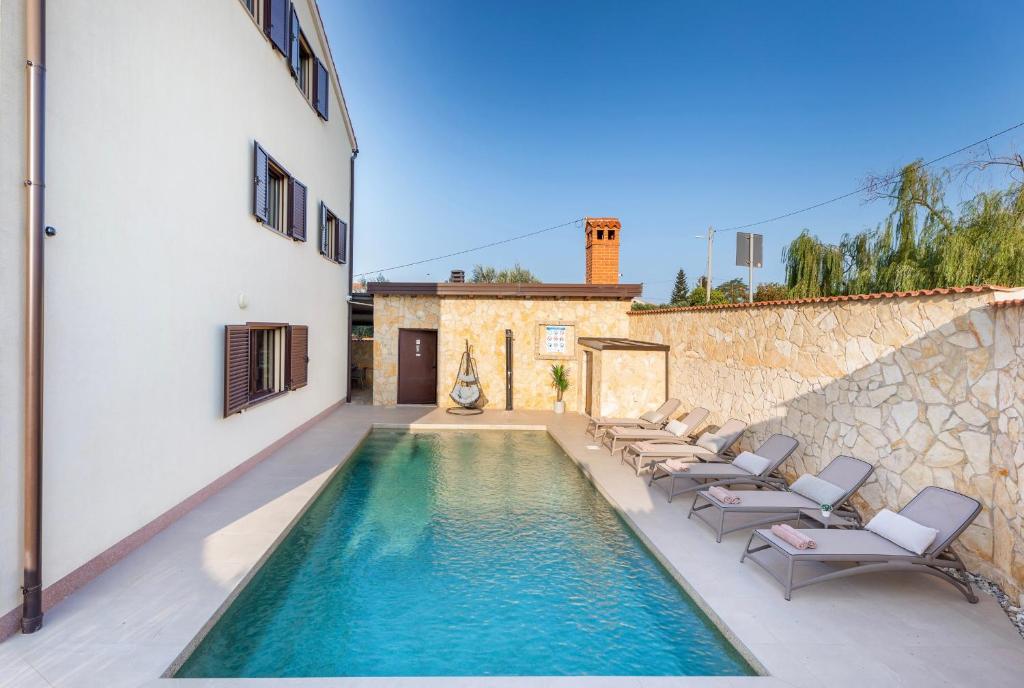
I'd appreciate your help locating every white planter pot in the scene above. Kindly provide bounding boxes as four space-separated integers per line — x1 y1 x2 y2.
554 400 565 414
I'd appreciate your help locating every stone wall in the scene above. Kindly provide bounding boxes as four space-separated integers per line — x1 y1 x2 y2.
372 296 440 405
582 346 667 419
373 295 631 409
629 289 1024 601
439 298 630 411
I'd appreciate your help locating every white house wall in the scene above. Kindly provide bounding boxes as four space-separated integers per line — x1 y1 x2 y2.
0 0 354 626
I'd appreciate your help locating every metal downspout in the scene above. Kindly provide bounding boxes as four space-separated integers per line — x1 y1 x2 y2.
346 149 358 403
22 0 46 634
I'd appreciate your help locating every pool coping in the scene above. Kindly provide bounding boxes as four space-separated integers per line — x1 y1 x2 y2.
165 422 765 679
5 406 1022 688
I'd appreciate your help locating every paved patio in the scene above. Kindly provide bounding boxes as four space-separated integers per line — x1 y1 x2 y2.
1 404 1021 687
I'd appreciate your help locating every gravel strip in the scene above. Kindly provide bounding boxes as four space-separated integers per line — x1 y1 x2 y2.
958 571 1024 640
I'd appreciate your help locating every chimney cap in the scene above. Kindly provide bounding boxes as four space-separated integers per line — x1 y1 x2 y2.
584 217 621 230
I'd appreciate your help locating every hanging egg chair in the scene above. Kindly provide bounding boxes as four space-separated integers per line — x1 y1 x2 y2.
447 340 484 415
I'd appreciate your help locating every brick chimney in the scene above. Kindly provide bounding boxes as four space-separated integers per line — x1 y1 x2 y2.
584 217 620 284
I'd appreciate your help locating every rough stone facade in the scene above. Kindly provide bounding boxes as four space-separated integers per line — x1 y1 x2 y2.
372 295 440 406
373 295 631 410
629 289 1024 602
581 346 667 419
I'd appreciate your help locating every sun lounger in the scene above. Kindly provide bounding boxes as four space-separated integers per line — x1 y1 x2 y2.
740 486 981 602
621 418 747 472
601 407 710 454
689 455 873 542
645 431 792 500
585 398 681 438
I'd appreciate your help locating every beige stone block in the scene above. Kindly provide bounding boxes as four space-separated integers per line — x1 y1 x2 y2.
924 438 964 468
926 404 951 434
971 370 999 409
905 421 933 453
891 400 918 434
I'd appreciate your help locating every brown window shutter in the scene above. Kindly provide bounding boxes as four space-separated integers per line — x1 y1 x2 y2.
224 325 251 417
318 202 328 256
288 5 300 76
335 219 347 263
314 58 329 120
288 325 309 390
289 179 307 241
253 142 269 223
265 0 290 56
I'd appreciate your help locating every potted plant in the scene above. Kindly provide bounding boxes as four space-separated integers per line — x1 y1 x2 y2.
820 503 833 521
550 363 570 414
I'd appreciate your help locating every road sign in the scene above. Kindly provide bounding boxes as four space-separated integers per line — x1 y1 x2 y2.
736 232 763 268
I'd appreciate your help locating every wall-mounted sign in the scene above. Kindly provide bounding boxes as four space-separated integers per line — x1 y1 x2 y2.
536 322 576 359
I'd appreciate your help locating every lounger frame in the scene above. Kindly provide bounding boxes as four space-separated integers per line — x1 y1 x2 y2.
740 486 981 602
689 455 871 542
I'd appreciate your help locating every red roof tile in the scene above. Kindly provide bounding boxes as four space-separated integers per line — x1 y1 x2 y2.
628 285 1018 316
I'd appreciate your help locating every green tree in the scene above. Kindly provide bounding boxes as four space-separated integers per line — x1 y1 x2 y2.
718 277 749 303
470 264 541 284
669 269 689 305
687 286 727 306
780 159 1024 296
754 282 790 302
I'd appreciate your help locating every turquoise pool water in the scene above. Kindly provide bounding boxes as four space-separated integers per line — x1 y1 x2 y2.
177 430 752 677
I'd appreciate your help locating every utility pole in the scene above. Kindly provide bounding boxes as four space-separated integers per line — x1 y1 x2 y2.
704 226 715 304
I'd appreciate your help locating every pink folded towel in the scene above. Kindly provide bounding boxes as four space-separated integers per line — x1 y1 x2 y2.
664 459 690 472
708 485 740 504
771 523 817 549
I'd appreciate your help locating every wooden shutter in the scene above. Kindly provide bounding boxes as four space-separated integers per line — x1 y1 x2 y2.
288 325 309 390
318 202 329 256
288 5 300 76
289 179 307 241
335 219 347 263
313 58 329 120
253 142 269 223
265 0 289 55
224 326 251 417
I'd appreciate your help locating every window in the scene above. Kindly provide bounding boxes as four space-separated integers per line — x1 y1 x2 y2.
296 35 314 100
319 202 347 264
252 141 307 241
241 0 262 23
224 324 308 417
266 163 286 233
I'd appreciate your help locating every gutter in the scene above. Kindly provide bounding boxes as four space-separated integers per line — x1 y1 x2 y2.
22 0 46 634
345 148 358 403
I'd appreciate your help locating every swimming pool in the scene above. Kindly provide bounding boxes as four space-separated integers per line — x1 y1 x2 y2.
176 429 753 677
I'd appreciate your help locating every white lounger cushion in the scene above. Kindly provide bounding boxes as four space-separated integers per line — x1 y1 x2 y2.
731 451 771 476
695 432 728 453
866 508 938 555
790 474 846 507
664 420 689 437
639 409 663 423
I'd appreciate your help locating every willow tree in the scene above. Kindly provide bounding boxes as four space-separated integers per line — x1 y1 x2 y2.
931 183 1024 286
783 230 844 297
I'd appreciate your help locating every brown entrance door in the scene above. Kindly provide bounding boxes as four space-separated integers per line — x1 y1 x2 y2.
398 329 438 404
585 350 594 416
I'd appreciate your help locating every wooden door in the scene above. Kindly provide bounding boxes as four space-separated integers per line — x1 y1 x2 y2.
585 350 594 416
398 329 437 404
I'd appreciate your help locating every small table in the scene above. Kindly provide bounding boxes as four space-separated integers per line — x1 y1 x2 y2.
796 508 859 530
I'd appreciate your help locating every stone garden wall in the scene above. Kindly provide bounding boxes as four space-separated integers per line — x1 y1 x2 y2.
373 295 631 410
629 287 1024 601
437 298 630 411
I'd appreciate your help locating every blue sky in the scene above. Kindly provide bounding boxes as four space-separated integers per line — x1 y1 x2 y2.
320 1 1024 301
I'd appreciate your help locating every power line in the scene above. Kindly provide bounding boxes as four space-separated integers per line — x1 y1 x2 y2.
718 119 1024 233
355 218 583 278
